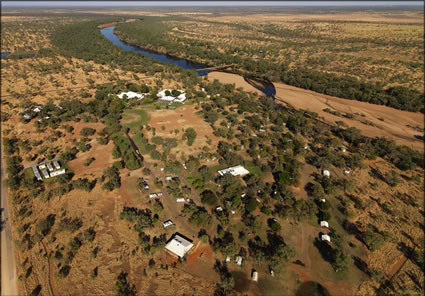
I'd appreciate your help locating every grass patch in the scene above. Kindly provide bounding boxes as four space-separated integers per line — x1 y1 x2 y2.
243 160 265 177
123 109 150 132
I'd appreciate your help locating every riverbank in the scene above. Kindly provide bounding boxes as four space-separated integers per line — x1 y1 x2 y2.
208 71 424 151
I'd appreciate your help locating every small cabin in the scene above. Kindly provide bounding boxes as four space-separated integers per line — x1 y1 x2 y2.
251 270 258 282
320 221 329 228
321 234 331 242
323 170 330 177
235 256 243 266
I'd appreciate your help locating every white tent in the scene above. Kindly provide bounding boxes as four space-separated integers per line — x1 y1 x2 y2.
320 221 329 228
321 234 331 242
323 170 330 177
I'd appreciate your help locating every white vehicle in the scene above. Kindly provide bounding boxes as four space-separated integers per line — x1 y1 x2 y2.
165 176 173 181
216 206 223 212
176 198 185 202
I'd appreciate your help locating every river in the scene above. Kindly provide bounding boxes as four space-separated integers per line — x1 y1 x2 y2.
100 26 276 97
1 52 11 59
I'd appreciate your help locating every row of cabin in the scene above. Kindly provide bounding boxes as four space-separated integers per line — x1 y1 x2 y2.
32 161 64 181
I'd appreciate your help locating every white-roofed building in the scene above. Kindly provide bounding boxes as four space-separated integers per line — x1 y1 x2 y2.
320 221 329 228
323 170 330 177
235 256 243 266
41 170 50 179
47 163 54 172
321 234 331 242
176 198 185 202
157 89 186 103
163 220 173 228
251 270 258 282
116 91 145 100
50 169 66 177
218 165 250 177
32 166 42 181
53 161 61 170
165 233 194 258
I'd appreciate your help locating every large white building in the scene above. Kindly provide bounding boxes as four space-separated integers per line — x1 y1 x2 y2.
157 89 186 103
165 233 194 258
218 165 250 177
116 91 146 100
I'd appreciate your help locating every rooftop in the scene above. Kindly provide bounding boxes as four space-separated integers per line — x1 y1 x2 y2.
165 233 194 258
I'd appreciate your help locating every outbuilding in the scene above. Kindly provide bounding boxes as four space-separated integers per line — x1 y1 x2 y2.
321 234 331 242
320 221 329 228
235 256 243 266
163 220 173 228
165 233 194 258
323 170 330 177
218 165 250 177
251 270 258 282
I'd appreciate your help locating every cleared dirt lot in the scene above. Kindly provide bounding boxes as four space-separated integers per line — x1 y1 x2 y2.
146 104 221 155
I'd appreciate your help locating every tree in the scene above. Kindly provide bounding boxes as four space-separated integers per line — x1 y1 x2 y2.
115 272 137 296
245 198 258 213
80 127 96 137
360 230 385 251
182 128 197 146
201 190 218 206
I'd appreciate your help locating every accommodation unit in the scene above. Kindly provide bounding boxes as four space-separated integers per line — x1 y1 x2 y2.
47 163 54 172
149 193 157 199
165 233 194 258
176 198 185 202
235 256 243 266
218 165 250 177
163 220 173 228
117 91 145 100
320 221 329 228
41 170 50 179
251 270 258 282
321 234 331 242
50 169 66 177
53 161 61 170
323 170 330 177
32 166 42 181
38 164 46 170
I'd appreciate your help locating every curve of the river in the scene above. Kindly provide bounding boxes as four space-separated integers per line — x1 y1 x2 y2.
100 25 275 97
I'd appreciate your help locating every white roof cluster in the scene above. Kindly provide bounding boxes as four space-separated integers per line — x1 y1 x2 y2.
116 91 146 100
157 89 186 103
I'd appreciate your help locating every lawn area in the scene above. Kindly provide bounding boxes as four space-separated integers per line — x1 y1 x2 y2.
243 160 265 177
123 108 150 132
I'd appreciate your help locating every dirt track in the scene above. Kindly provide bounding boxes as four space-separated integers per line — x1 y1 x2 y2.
1 146 19 296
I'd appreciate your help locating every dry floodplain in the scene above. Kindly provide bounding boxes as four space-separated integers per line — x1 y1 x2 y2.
208 71 424 151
